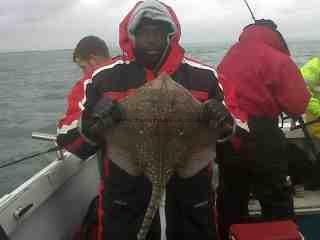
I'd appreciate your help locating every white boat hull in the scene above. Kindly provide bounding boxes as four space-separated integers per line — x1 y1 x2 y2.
0 154 99 240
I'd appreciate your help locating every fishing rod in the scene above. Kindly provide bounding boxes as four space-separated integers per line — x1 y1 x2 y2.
0 146 60 169
242 0 256 22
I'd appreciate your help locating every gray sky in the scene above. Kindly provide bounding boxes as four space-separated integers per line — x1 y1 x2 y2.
0 0 319 52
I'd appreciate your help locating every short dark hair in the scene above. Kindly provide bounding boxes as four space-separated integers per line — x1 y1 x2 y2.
243 19 277 31
73 36 110 62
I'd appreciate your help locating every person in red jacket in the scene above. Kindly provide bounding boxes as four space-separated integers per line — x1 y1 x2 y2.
216 19 311 240
57 36 110 160
70 0 234 239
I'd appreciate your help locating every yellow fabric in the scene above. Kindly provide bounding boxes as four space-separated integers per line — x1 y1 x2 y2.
305 111 320 139
307 96 320 117
301 57 320 88
301 57 320 138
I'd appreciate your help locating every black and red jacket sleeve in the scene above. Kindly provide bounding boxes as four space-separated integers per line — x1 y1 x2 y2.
56 74 99 160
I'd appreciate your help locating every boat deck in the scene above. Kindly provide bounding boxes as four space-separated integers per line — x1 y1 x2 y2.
249 190 320 214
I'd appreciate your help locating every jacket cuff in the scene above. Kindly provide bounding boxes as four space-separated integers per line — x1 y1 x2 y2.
217 119 236 143
78 112 98 146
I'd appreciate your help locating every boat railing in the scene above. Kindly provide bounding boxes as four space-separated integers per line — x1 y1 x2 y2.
31 132 64 160
31 132 56 141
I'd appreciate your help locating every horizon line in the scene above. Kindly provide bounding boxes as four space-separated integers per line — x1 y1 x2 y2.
1 39 319 54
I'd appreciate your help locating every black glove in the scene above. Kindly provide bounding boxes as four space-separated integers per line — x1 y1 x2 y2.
92 101 125 130
83 98 126 144
201 99 234 141
201 98 233 128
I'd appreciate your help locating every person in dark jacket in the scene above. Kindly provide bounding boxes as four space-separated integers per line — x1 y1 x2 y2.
62 0 234 239
216 19 311 240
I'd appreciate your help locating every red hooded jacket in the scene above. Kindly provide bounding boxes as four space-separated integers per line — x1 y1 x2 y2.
56 70 99 159
56 58 116 159
218 25 310 123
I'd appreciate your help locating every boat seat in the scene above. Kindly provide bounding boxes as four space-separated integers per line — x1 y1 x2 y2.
249 190 320 215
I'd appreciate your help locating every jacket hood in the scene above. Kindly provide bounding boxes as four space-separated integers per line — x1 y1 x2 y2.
119 0 182 60
239 24 290 55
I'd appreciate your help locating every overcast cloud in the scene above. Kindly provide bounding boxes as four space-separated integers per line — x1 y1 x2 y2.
0 0 319 52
